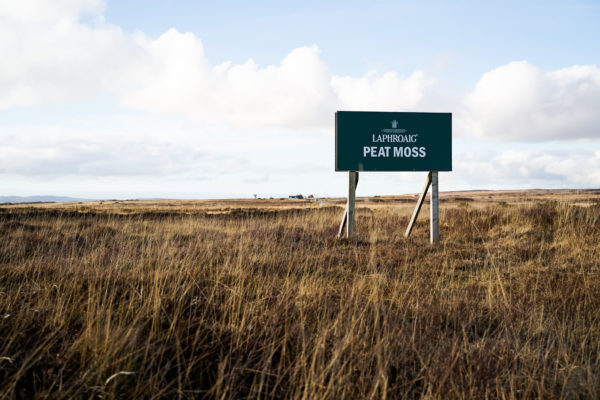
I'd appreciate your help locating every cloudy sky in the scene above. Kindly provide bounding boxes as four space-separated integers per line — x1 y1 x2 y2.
1 0 599 199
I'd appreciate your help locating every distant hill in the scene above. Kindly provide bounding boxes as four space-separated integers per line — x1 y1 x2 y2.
0 196 94 204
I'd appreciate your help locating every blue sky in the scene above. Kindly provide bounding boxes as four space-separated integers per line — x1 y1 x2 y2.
103 1 600 80
1 0 599 198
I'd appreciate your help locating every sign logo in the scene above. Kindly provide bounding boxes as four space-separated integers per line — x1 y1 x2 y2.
381 121 407 133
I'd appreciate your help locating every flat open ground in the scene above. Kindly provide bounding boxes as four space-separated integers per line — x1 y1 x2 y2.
1 189 600 398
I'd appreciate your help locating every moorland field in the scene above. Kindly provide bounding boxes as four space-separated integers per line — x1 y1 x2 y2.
1 189 600 399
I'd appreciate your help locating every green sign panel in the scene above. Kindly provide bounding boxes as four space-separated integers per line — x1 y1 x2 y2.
335 111 452 171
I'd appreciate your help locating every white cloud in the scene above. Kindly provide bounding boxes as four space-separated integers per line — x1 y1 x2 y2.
0 122 243 177
331 71 434 111
462 61 600 141
453 148 600 188
0 1 432 128
0 0 133 108
111 31 434 128
118 36 337 128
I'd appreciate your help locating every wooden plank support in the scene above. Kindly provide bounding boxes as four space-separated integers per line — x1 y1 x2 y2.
338 171 359 238
347 171 358 237
337 208 348 238
430 171 439 243
405 172 432 238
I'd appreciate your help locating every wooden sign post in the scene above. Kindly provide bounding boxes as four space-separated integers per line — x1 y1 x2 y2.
430 171 439 243
338 171 358 238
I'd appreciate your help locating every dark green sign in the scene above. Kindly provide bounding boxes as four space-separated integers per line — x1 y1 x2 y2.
335 111 452 171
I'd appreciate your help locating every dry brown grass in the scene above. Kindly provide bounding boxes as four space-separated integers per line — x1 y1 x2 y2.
1 190 600 399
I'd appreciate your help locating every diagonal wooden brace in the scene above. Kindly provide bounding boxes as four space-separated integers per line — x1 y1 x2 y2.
405 172 432 238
